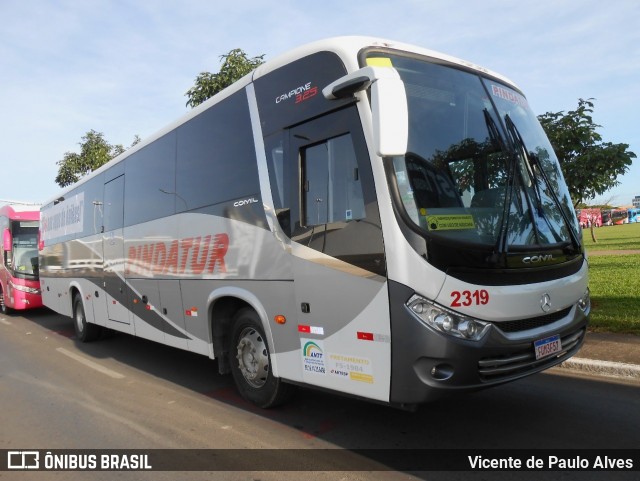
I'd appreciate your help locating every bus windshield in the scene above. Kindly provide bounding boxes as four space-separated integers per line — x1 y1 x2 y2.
381 53 579 266
10 221 39 278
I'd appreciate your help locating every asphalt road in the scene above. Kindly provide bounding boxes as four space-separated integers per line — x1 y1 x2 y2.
1 309 639 481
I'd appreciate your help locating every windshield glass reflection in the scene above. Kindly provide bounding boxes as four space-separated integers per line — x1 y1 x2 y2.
381 53 579 253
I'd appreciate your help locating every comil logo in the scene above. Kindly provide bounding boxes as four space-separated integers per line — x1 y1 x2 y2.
8 451 40 470
523 254 553 264
233 197 259 207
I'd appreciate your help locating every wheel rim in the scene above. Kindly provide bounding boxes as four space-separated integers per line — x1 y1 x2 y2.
235 327 269 388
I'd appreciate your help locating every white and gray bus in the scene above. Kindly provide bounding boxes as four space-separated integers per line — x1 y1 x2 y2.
40 37 590 409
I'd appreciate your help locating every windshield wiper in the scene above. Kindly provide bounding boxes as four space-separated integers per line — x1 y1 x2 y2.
504 115 581 253
503 115 547 248
504 115 546 218
489 113 553 265
483 109 506 153
483 110 516 266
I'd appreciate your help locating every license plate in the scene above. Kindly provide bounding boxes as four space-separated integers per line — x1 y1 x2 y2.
534 334 562 360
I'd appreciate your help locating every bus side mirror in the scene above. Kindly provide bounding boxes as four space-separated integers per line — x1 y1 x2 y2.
370 70 408 157
323 66 408 157
3 228 12 252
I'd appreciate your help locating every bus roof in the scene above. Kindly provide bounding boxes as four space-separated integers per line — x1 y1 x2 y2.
0 204 41 220
252 36 516 87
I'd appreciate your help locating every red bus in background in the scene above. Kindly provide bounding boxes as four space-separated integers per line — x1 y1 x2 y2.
0 204 42 313
578 208 602 228
596 209 628 226
609 209 629 225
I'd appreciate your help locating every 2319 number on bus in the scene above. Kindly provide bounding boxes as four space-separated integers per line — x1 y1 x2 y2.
450 289 489 307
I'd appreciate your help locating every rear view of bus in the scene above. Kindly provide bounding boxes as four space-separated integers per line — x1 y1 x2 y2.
0 204 42 313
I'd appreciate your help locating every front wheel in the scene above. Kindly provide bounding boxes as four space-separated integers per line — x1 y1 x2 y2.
73 293 102 342
228 308 294 408
0 286 10 315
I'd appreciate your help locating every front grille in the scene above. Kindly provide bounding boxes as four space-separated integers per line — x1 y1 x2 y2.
494 306 573 333
478 328 584 382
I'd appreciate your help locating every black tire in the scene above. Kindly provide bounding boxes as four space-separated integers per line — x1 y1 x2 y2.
228 308 294 408
73 293 102 342
0 286 10 315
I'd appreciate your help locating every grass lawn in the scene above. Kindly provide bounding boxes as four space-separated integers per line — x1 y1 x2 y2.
587 255 640 334
582 223 640 334
582 222 640 251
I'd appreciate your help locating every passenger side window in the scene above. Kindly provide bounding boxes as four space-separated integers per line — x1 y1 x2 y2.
265 106 386 276
284 106 386 276
103 175 124 232
176 91 259 212
303 134 365 227
265 134 290 236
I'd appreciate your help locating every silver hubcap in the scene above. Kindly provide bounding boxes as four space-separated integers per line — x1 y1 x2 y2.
235 327 269 388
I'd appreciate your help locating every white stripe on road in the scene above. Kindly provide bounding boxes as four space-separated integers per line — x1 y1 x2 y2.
0 319 11 325
56 347 125 379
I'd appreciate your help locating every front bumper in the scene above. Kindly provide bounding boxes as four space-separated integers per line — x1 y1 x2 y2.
389 281 589 404
7 287 43 310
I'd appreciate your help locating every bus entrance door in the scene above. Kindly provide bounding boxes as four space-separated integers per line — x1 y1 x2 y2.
102 175 134 334
286 107 391 401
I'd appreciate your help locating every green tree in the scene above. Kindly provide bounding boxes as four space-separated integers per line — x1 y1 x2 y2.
537 98 636 207
185 48 265 108
55 130 140 187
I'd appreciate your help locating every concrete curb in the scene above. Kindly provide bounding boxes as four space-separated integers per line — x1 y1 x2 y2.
558 357 640 381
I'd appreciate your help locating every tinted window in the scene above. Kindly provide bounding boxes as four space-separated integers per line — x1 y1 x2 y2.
303 134 365 226
284 106 386 276
45 173 104 241
82 173 105 237
380 51 578 253
124 131 177 225
61 173 105 238
11 221 38 277
104 175 124 232
265 134 286 211
176 92 259 212
264 133 291 235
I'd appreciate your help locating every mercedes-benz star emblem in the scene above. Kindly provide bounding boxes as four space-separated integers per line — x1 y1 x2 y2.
540 293 552 312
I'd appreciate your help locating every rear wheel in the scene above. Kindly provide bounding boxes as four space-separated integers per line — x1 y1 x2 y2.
228 308 294 408
73 293 102 342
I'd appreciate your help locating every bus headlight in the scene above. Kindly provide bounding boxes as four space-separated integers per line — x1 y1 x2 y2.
407 295 490 341
577 288 590 313
8 281 41 295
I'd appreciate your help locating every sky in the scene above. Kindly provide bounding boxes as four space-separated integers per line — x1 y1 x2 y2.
1 0 638 207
